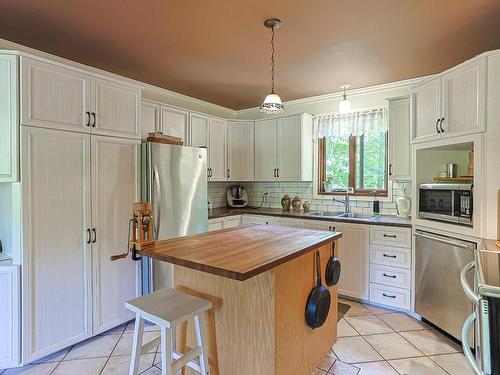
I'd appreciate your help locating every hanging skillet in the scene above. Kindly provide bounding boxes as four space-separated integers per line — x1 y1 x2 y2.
325 241 341 287
305 251 331 329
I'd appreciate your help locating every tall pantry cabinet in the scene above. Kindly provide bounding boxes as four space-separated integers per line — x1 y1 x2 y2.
1 52 141 364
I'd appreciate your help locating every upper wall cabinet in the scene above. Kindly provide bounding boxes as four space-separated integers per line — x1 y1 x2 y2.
388 97 411 180
189 113 209 148
161 106 189 143
227 121 254 181
255 114 313 182
0 54 19 182
411 57 486 143
208 118 227 181
141 100 161 138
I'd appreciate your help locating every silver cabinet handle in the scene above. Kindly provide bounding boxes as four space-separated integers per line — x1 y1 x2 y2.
414 231 471 249
153 164 161 240
460 261 479 304
462 312 482 375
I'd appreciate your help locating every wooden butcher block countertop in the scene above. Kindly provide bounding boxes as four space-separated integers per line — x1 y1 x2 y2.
139 224 341 281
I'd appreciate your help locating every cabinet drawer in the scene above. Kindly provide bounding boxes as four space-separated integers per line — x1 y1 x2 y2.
370 283 410 310
208 218 224 232
224 215 241 228
241 215 270 225
370 245 411 269
370 226 411 248
370 264 411 289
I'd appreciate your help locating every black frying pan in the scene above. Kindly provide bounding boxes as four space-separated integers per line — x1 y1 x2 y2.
305 251 331 329
325 242 341 286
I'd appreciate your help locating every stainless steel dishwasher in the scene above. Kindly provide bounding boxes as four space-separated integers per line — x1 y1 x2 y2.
415 229 477 341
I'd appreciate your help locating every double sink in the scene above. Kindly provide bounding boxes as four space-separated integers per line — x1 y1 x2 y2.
305 211 375 219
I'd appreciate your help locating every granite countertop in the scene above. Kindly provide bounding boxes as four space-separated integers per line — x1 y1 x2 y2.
208 207 412 228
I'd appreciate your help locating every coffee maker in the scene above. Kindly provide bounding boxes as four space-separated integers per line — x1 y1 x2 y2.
226 185 248 208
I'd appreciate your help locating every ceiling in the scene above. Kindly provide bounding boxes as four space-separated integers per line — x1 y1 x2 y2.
1 1 500 110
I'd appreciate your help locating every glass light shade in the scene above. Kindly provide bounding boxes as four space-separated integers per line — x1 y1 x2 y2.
339 98 352 114
260 93 285 114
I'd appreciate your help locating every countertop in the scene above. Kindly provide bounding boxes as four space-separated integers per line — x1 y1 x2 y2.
138 224 341 281
208 207 412 228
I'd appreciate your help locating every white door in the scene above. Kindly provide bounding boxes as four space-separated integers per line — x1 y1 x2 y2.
0 54 18 182
277 116 302 181
20 57 90 132
255 119 277 181
141 100 161 139
411 79 441 143
161 106 188 143
441 58 486 137
388 97 411 180
227 121 255 181
190 113 209 148
91 77 140 138
0 265 20 368
21 126 92 362
91 136 140 334
209 118 227 181
335 223 369 300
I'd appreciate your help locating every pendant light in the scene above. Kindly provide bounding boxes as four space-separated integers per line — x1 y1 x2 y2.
260 18 284 115
339 84 352 114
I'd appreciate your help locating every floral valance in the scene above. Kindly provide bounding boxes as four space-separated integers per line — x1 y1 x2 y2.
314 107 388 138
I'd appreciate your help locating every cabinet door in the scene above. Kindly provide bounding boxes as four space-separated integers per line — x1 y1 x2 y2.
255 119 277 181
0 265 20 368
388 97 411 180
21 127 92 361
161 106 188 144
189 113 209 148
224 215 242 228
335 223 369 300
241 215 270 225
410 79 441 143
91 136 140 334
0 54 18 182
277 116 302 181
208 218 225 232
227 121 255 181
141 100 161 139
21 57 90 132
92 78 140 138
441 58 486 137
209 118 227 181
300 219 335 231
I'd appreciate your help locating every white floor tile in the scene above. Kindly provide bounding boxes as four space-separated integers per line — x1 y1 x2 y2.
140 367 162 375
344 315 393 335
377 313 425 332
112 332 160 356
389 356 448 375
400 330 459 355
65 334 121 360
429 353 476 375
332 336 383 363
364 333 424 360
101 353 155 375
337 319 359 337
125 320 160 333
3 363 57 375
317 353 336 372
354 361 399 375
362 303 396 315
100 323 127 336
52 358 107 375
341 300 372 317
32 348 70 363
328 360 360 375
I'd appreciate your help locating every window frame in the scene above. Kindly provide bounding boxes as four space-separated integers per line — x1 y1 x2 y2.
318 133 388 197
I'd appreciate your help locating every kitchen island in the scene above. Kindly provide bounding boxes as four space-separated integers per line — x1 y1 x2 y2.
138 224 341 375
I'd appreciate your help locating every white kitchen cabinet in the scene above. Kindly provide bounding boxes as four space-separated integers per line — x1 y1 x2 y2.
224 215 242 228
91 136 140 334
410 78 441 143
91 77 140 138
267 216 301 228
208 118 227 181
208 217 225 232
20 56 91 132
208 215 242 231
190 113 209 148
254 114 313 181
227 121 255 181
21 126 92 362
388 97 411 180
0 54 18 182
161 106 189 143
335 222 369 300
0 265 20 368
300 219 336 231
241 214 270 225
141 100 161 138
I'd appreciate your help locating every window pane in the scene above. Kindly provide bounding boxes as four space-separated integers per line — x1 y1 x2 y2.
355 130 387 190
324 135 349 190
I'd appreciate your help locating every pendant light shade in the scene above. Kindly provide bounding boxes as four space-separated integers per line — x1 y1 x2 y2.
339 84 351 114
260 18 284 115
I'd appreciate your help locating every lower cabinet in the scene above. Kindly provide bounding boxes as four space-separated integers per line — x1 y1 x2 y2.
241 214 270 225
208 215 242 231
0 265 20 368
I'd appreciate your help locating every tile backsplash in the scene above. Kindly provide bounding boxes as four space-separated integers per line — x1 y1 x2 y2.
208 180 412 216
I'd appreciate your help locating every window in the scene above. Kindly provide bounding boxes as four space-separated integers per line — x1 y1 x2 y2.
317 108 388 196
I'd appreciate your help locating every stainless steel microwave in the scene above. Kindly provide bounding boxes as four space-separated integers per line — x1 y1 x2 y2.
418 183 473 226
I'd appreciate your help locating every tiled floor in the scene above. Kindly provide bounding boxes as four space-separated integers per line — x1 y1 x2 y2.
315 298 476 375
1 299 476 375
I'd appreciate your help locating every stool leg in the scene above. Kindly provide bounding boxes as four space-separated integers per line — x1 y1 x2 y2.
161 326 173 375
129 314 145 375
194 315 210 375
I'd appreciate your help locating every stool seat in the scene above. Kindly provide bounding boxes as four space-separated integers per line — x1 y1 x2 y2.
126 288 212 327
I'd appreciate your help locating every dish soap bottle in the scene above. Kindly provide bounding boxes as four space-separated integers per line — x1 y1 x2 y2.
372 190 380 216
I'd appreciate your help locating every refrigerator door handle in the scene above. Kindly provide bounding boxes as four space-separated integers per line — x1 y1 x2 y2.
153 163 162 240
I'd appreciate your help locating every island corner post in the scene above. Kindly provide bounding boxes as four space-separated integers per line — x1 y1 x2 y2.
138 224 341 375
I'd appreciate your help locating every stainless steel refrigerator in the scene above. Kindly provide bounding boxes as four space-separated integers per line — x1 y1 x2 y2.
141 142 208 293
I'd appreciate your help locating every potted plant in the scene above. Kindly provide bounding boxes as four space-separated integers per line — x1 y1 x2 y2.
323 177 334 192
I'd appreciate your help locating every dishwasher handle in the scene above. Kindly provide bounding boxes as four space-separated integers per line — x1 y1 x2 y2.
414 231 472 249
460 261 479 305
462 312 482 375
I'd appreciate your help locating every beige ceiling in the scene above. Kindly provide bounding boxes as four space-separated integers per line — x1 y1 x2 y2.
1 1 500 110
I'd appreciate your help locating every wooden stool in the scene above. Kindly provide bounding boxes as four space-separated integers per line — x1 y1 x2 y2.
125 288 212 375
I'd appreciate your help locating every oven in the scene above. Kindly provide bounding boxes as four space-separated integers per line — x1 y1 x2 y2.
419 183 473 226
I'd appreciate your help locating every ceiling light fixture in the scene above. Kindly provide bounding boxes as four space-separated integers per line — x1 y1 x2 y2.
339 84 352 114
260 18 284 115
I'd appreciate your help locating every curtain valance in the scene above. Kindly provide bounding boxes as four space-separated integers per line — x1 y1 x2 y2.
314 107 387 138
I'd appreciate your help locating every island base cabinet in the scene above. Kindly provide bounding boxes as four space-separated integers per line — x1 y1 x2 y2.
174 243 338 375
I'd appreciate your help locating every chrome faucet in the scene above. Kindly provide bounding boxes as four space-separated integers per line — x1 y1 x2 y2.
332 187 354 214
